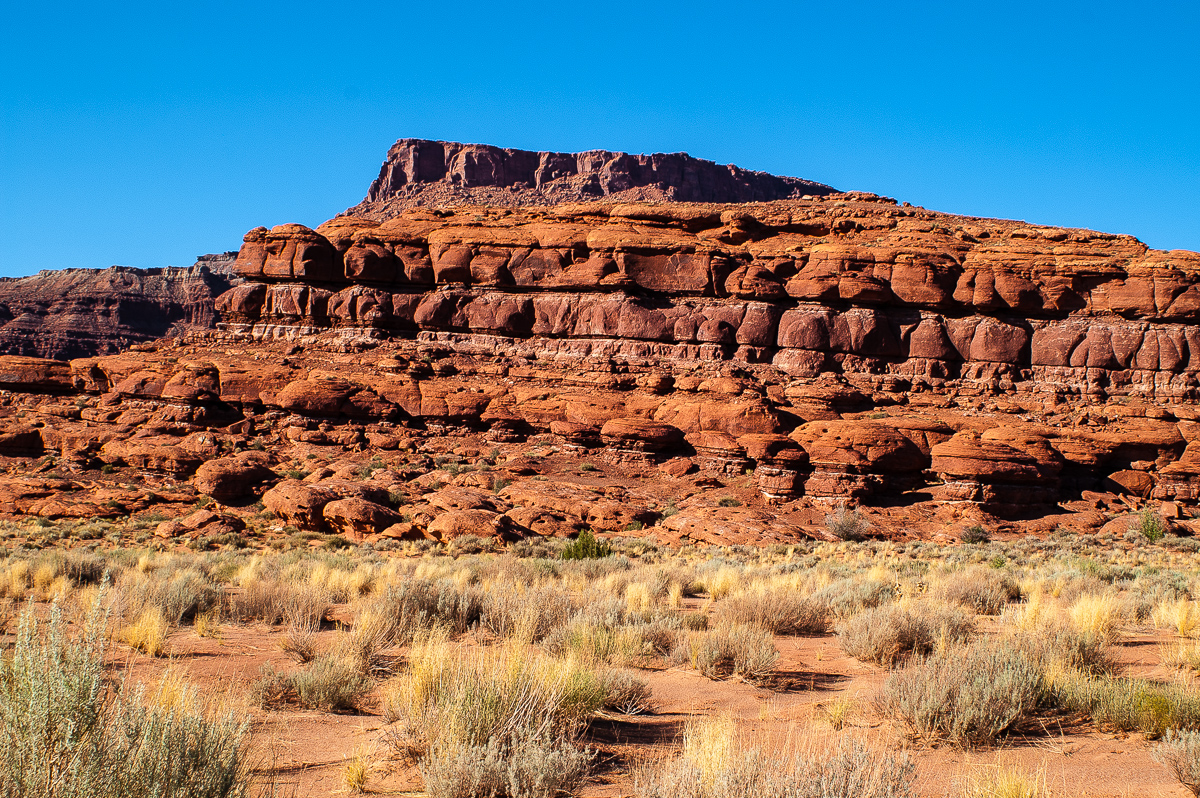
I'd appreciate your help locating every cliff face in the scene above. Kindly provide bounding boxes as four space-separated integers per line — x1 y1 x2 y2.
344 139 837 219
221 196 1200 403
0 141 1194 546
0 257 237 360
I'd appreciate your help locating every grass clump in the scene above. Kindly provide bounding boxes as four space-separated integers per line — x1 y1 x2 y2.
634 715 914 798
836 603 973 668
0 596 250 797
688 623 779 684
385 632 603 798
123 606 170 657
877 641 1043 746
713 589 827 635
958 762 1049 798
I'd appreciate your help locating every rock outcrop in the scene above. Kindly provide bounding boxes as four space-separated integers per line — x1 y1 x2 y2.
0 141 1194 547
345 139 837 219
0 255 238 359
221 196 1200 405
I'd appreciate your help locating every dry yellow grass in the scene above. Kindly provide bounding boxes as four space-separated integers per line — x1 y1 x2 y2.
1068 593 1122 643
123 606 169 656
1152 598 1199 638
959 760 1051 798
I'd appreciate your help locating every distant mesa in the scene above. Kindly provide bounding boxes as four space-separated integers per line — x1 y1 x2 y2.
344 139 837 219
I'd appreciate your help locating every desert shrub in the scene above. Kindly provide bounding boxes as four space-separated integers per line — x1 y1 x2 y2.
0 596 250 798
509 537 563 559
419 733 592 798
810 578 894 619
1015 622 1114 676
1158 730 1200 796
483 585 578 643
289 654 374 712
231 578 330 627
713 589 827 635
836 603 973 668
934 567 1020 615
543 618 646 666
877 641 1042 746
600 669 654 715
634 717 913 798
117 566 221 626
1049 672 1200 738
280 616 320 663
562 530 612 560
689 623 778 684
825 503 870 541
959 524 991 544
255 654 372 712
1134 508 1166 542
378 578 483 642
386 633 605 796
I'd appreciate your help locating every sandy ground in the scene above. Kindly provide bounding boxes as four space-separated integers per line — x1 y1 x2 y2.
96 608 1192 798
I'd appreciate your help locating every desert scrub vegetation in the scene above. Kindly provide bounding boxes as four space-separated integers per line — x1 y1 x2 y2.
634 715 914 798
383 631 607 798
687 622 779 684
712 588 827 634
836 602 974 667
1047 670 1200 739
0 595 250 797
932 566 1020 615
877 640 1043 746
1158 730 1200 796
825 502 870 541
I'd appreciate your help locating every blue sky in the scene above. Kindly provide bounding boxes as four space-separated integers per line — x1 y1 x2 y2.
1 1 1197 277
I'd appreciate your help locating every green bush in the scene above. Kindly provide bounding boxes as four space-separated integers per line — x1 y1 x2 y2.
959 524 990 544
0 596 250 797
1050 672 1200 739
1135 508 1166 542
562 530 612 560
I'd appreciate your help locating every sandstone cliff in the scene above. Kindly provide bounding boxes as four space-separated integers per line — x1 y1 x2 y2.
344 139 837 219
0 255 238 360
0 143 1192 547
221 196 1200 404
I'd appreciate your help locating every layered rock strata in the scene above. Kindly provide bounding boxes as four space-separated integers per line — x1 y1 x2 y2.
0 255 238 359
346 139 837 218
220 196 1200 405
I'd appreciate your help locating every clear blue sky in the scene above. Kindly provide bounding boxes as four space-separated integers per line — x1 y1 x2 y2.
1 1 1197 277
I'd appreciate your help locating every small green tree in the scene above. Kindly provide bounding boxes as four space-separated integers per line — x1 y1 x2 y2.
561 530 612 560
